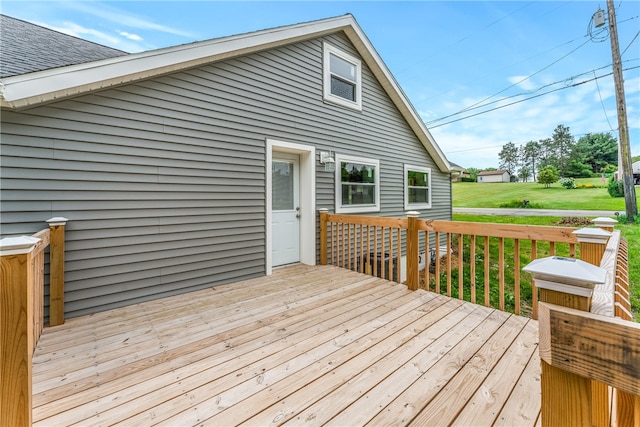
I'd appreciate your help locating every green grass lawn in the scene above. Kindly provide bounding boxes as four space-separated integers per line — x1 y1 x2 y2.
453 178 639 210
454 213 639 321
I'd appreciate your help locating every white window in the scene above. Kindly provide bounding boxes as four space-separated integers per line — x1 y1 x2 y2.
404 164 432 210
323 42 362 110
335 154 380 213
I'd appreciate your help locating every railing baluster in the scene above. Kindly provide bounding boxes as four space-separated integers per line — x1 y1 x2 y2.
484 236 490 307
458 233 464 300
397 228 402 285
435 231 441 294
531 240 538 320
373 227 378 278
347 223 352 270
381 227 386 280
549 241 556 256
446 232 452 297
514 238 520 315
359 224 364 273
424 230 430 291
499 237 505 311
330 222 335 265
388 227 393 282
470 234 476 304
366 225 370 274
569 242 576 258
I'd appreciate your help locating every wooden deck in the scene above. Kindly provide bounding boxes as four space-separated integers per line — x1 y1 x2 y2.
32 264 541 426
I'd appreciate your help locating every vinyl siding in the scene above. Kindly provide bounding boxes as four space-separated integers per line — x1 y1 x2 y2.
0 31 451 319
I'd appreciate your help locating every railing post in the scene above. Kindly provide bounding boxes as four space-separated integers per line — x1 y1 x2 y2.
406 211 419 291
592 216 617 232
572 227 614 427
319 209 328 266
573 227 611 267
524 256 607 427
46 217 68 327
1 236 41 427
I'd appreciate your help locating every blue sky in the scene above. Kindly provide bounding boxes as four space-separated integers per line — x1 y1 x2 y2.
2 1 639 169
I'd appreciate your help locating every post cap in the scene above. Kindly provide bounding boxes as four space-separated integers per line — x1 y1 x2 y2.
572 227 611 243
318 208 329 212
592 217 617 228
406 211 420 217
46 217 69 226
523 256 606 297
0 235 42 255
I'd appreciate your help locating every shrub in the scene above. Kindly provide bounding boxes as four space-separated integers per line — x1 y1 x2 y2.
460 177 476 182
499 199 544 209
559 177 576 189
607 177 624 198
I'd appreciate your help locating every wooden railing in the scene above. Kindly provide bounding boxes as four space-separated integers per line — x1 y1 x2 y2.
0 218 67 427
319 211 578 319
320 210 636 425
538 302 639 426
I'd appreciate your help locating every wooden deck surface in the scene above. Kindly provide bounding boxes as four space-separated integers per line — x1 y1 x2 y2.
32 264 541 426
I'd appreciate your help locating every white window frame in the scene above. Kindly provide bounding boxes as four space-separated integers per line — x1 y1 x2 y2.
323 42 362 110
404 164 432 210
335 154 380 213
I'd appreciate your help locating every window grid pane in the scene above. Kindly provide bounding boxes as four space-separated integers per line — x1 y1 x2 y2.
407 169 430 205
330 54 356 82
342 183 376 206
331 77 356 102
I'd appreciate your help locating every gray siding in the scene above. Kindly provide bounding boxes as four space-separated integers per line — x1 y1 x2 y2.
0 32 451 319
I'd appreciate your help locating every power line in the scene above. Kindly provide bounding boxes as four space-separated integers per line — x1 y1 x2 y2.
593 70 615 131
425 60 639 125
439 38 592 117
429 65 640 129
621 30 640 56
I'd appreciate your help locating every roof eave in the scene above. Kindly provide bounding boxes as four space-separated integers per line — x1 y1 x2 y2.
0 15 353 110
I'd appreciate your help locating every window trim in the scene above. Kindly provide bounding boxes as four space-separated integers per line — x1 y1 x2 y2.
404 164 432 210
323 42 362 110
335 154 380 213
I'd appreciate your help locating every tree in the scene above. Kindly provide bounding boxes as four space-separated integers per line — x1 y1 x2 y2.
517 166 531 182
537 166 559 188
551 124 575 177
574 132 618 173
538 138 555 170
520 141 540 180
465 167 481 181
498 142 519 173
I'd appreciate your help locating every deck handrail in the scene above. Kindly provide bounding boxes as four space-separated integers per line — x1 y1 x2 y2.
0 218 67 426
538 302 639 426
319 211 580 319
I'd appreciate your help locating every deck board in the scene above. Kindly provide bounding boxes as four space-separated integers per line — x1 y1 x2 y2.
32 264 541 426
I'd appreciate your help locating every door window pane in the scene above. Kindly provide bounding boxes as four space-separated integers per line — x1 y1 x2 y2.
272 161 294 210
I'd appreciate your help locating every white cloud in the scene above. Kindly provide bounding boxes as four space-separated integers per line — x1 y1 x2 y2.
66 2 195 38
119 31 143 41
507 75 537 91
422 71 639 169
37 21 120 45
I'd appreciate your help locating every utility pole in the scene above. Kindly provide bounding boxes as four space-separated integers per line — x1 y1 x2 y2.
605 0 637 221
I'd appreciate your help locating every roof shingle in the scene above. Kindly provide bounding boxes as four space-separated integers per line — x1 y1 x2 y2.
0 14 128 77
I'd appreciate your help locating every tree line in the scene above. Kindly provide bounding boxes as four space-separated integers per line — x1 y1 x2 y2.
466 125 618 182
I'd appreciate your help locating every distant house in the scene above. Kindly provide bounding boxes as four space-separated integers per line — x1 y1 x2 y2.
477 170 511 183
0 14 453 318
449 162 469 182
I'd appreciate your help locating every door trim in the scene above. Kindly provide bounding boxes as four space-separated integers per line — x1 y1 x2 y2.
266 139 316 275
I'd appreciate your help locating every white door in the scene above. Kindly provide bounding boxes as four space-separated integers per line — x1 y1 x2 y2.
271 154 300 266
